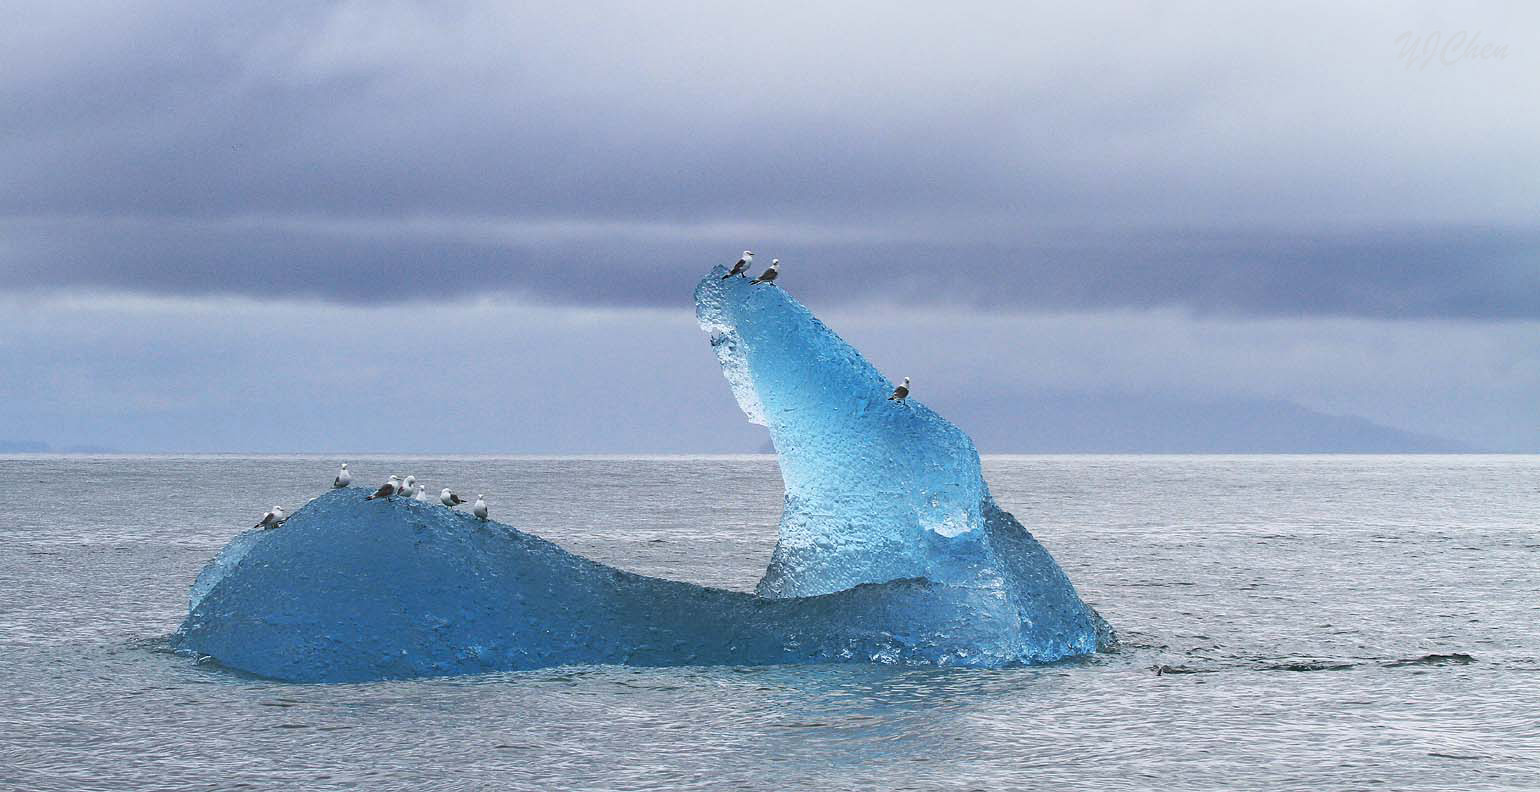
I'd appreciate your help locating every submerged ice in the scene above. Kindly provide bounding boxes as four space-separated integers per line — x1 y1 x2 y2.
177 489 1076 682
174 265 1110 682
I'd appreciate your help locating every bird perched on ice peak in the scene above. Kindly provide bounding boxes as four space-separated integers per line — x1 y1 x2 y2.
255 506 286 530
722 250 754 279
400 475 416 498
473 494 488 521
888 377 910 401
440 488 467 507
366 474 401 500
333 463 351 488
413 483 431 502
751 259 780 285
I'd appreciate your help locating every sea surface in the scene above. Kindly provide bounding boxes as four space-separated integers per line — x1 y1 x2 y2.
0 455 1536 791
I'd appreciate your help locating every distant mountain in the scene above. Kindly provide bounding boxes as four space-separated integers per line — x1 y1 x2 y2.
0 440 120 453
943 391 1472 453
0 440 50 452
6 398 1473 456
744 392 1471 455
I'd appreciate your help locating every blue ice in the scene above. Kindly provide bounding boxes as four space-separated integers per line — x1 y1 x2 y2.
173 265 1111 681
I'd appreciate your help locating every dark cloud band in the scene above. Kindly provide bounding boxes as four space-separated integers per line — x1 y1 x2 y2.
2 214 1536 319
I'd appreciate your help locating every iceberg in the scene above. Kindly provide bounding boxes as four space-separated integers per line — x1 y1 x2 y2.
696 270 1110 632
173 265 1111 682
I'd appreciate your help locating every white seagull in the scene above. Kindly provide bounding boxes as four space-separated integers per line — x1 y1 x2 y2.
888 377 910 402
400 475 416 498
473 494 488 521
722 250 754 280
441 488 467 507
366 474 401 500
413 483 431 502
255 506 286 530
751 259 780 285
333 463 351 488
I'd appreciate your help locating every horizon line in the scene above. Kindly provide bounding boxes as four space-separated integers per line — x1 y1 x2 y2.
0 450 1527 458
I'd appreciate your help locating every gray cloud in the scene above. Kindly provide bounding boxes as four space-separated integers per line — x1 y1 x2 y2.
3 2 1538 317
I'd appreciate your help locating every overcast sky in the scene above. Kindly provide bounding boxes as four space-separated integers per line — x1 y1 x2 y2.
2 2 1536 452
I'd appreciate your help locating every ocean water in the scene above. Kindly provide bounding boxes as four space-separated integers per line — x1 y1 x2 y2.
1 454 1536 791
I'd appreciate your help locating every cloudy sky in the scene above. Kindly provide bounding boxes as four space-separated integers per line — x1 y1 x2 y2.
2 2 1536 452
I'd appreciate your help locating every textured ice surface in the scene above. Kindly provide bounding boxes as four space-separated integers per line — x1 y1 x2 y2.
174 265 1109 681
697 269 1108 637
697 271 994 596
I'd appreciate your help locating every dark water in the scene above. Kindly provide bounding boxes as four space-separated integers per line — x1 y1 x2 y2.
1 455 1536 791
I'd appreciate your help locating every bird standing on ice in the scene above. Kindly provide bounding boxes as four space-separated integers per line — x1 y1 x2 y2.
722 250 754 279
888 377 910 401
413 484 431 502
441 488 466 507
333 463 351 488
255 506 286 530
400 475 416 499
751 259 780 285
366 475 401 500
473 494 488 520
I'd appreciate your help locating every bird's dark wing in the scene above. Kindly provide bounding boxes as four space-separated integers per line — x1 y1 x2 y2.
367 483 393 499
333 476 343 487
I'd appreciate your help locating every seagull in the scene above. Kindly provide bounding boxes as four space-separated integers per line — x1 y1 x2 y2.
413 484 431 502
255 506 286 530
722 250 754 279
473 494 488 521
441 488 467 507
333 463 351 488
366 475 401 500
888 377 910 401
751 259 780 285
401 475 416 498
